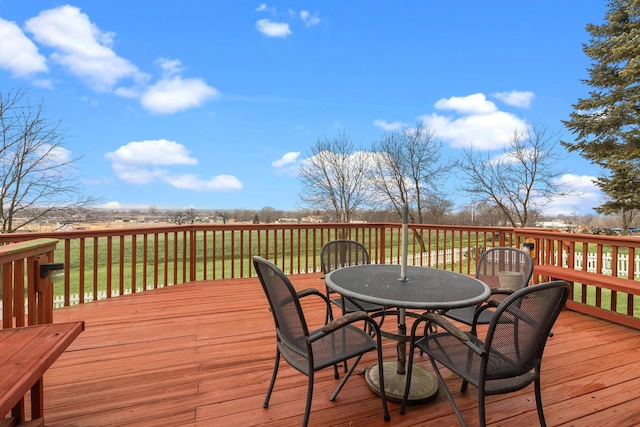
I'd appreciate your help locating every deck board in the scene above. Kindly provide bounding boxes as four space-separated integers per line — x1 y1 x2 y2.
28 273 640 426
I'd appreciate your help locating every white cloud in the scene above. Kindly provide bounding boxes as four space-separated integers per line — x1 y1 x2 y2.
4 6 218 114
256 19 292 38
140 76 220 114
373 119 407 131
256 4 277 14
164 174 243 191
273 152 301 176
113 86 140 98
45 145 72 164
32 78 54 89
157 57 184 77
97 201 151 210
111 163 167 184
493 91 535 108
420 93 530 150
300 11 320 26
421 110 528 150
487 148 536 166
24 5 148 92
272 152 300 168
544 174 602 216
434 93 497 115
0 18 47 77
105 139 242 191
105 139 198 165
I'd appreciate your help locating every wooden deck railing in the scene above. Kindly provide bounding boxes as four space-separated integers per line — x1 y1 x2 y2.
518 228 640 329
2 223 640 329
0 238 60 328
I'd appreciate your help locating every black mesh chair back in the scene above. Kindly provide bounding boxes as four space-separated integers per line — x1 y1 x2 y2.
402 280 570 426
444 246 533 327
320 240 384 316
253 256 390 426
321 239 370 273
484 281 566 381
476 246 534 292
255 255 309 356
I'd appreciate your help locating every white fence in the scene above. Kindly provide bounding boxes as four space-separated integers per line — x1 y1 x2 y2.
394 248 640 279
52 283 175 309
388 248 468 266
554 252 640 279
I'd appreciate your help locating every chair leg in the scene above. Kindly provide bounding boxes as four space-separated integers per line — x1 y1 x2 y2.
534 378 547 427
431 357 468 427
461 343 474 393
340 306 349 373
302 372 314 427
478 389 486 427
264 350 281 408
330 354 363 401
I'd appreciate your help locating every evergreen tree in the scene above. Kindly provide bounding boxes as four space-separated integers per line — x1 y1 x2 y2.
562 0 640 222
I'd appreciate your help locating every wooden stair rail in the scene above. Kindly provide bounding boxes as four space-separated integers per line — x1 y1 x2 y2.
0 238 60 329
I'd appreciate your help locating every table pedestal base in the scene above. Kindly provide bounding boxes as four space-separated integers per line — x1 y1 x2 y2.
365 361 438 404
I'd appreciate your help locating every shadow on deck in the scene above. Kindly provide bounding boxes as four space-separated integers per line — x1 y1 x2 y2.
42 273 640 426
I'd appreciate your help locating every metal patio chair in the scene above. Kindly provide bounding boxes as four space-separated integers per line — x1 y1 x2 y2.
400 280 570 427
253 256 390 427
443 246 534 334
320 240 386 323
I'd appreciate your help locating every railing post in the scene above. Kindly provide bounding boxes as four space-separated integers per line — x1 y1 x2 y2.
35 257 63 325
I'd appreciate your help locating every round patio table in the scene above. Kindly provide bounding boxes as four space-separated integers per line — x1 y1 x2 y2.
325 264 490 403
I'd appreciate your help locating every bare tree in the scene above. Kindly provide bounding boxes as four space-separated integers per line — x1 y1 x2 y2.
370 123 449 222
298 132 371 224
214 210 233 224
185 208 199 224
458 125 572 228
258 206 279 223
0 89 96 232
168 210 187 225
370 123 450 250
422 194 454 225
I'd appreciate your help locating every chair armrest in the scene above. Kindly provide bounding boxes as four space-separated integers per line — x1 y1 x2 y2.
421 312 469 342
472 299 500 326
297 288 332 322
411 312 486 356
297 287 329 303
491 288 514 296
308 310 378 343
321 311 369 333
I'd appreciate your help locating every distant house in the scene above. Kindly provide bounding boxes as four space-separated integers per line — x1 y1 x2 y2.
301 216 323 223
536 220 575 229
276 218 299 223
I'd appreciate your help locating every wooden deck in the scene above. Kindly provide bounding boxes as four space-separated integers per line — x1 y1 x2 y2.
36 273 640 426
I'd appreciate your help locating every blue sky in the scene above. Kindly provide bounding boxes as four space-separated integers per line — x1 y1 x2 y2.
0 1 608 215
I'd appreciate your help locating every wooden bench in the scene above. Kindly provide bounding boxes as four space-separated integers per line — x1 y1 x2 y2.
1 322 84 427
534 265 640 294
534 264 640 329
